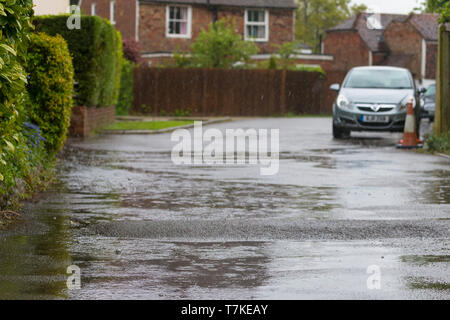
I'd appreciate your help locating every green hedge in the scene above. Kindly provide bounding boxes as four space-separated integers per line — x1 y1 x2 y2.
26 33 74 155
0 0 34 196
33 15 123 108
117 58 135 115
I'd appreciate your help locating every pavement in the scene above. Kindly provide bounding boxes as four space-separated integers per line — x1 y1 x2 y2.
0 117 448 300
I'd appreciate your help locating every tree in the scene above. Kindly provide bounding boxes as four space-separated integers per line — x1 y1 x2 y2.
417 0 450 23
295 0 367 53
189 18 259 68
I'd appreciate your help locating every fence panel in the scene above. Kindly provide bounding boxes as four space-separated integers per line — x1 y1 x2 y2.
132 67 328 116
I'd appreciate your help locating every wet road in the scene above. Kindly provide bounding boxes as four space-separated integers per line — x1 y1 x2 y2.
0 118 449 299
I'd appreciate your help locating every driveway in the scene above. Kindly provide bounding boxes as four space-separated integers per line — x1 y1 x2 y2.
0 118 448 299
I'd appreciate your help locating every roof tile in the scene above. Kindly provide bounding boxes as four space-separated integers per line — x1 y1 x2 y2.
328 12 440 52
140 0 297 9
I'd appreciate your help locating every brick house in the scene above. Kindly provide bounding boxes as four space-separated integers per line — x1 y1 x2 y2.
323 12 439 85
79 0 297 62
383 14 439 83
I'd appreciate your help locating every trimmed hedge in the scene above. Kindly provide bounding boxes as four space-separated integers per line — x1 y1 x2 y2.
117 58 135 115
26 33 74 155
33 15 123 108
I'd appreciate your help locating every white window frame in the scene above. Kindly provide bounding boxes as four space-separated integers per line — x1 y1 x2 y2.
135 0 140 41
91 3 96 16
110 0 116 25
244 9 269 42
166 5 192 39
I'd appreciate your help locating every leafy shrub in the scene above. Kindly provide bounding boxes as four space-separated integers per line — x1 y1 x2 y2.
188 18 259 69
267 56 278 69
292 65 325 75
122 38 142 64
171 109 191 117
33 15 123 108
174 51 192 68
425 131 450 155
116 58 135 116
25 33 74 155
112 30 123 105
0 0 34 195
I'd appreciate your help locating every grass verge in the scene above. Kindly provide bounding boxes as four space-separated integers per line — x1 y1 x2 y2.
105 121 194 131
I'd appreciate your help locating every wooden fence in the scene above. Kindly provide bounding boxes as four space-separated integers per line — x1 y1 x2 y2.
435 24 450 136
132 68 344 116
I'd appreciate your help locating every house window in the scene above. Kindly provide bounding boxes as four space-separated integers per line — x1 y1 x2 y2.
166 6 192 38
110 1 115 25
91 3 96 16
245 9 269 42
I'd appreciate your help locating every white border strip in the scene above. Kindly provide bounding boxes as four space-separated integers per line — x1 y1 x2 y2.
141 53 334 61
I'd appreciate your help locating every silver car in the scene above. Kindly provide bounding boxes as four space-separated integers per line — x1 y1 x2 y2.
330 66 422 139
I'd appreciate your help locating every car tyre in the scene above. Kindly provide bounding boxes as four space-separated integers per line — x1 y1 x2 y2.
333 124 350 139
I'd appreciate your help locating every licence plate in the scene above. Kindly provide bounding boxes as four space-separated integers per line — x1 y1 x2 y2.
361 115 389 123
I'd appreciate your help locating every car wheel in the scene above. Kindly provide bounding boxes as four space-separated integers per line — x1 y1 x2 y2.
333 124 350 139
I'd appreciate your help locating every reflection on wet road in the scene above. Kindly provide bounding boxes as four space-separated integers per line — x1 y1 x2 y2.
0 118 449 299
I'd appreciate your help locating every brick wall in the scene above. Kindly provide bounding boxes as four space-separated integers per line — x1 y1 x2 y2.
138 3 294 54
80 0 137 40
80 1 295 55
323 31 369 72
372 52 387 65
384 21 423 79
69 106 116 137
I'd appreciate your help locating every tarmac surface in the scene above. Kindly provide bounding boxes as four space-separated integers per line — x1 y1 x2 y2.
0 118 448 299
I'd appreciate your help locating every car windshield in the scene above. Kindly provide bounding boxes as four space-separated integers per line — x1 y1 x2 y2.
425 84 436 97
344 69 413 89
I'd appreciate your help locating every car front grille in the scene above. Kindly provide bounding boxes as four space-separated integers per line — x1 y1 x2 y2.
356 105 396 113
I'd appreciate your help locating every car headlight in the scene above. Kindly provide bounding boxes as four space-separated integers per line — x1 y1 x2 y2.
400 95 416 111
336 94 352 111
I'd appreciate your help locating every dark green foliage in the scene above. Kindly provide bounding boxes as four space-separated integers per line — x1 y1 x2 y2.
268 56 278 69
175 18 259 69
425 132 450 155
0 0 34 195
25 33 74 155
419 0 450 23
33 15 123 108
116 58 134 116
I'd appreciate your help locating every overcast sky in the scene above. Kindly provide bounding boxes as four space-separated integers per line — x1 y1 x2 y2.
351 0 423 14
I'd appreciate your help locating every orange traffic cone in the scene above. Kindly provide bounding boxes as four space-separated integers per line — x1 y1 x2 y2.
397 99 423 149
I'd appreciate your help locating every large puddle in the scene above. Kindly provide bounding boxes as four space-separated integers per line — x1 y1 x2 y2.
0 119 449 299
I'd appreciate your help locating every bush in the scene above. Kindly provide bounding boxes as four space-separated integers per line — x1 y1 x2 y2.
122 38 142 64
33 15 123 108
425 131 450 155
25 33 74 155
0 0 34 196
267 56 278 69
189 18 259 69
116 58 135 115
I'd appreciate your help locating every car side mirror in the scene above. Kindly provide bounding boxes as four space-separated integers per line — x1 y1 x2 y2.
418 87 426 94
330 84 340 91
